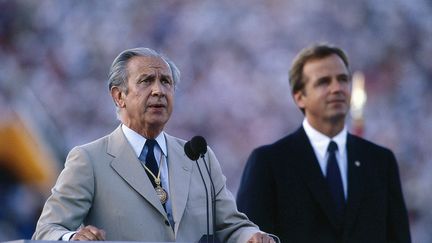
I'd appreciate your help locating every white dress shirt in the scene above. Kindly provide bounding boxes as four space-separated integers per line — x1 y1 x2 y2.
121 124 174 227
302 119 348 199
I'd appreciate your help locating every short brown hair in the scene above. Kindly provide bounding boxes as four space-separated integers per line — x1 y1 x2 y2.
288 44 350 95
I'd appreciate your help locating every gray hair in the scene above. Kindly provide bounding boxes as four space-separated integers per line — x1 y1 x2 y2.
108 48 180 118
108 47 180 93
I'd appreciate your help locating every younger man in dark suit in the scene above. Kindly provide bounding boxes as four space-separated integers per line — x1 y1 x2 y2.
236 44 411 243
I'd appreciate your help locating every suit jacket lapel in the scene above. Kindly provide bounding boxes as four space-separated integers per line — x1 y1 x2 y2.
343 134 364 233
293 127 343 229
164 134 193 236
108 126 167 218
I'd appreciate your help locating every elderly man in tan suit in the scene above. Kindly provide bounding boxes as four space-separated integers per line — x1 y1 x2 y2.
32 47 274 243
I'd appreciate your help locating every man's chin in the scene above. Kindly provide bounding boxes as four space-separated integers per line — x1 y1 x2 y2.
328 111 347 122
147 116 169 127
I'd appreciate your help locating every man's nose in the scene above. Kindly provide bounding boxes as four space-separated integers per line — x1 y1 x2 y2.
330 79 343 92
150 80 165 96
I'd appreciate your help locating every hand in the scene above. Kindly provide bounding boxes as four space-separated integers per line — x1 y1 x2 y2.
247 232 276 243
71 225 106 241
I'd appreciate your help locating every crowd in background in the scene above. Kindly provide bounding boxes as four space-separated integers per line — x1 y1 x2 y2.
1 0 431 242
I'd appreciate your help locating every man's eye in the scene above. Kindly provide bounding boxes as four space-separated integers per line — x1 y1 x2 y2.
139 79 150 84
162 79 172 85
316 78 329 86
339 77 349 82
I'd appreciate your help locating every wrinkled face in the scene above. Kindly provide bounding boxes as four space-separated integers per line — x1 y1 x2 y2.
115 56 174 135
294 54 351 126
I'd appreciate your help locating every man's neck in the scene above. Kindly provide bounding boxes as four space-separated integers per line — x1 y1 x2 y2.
306 117 345 138
122 122 163 139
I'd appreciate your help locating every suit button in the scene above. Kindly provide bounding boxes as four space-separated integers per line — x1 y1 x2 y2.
164 220 170 226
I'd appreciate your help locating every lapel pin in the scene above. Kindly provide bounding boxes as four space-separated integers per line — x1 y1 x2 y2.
355 161 361 167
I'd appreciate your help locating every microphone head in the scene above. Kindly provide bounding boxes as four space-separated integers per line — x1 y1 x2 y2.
184 141 200 161
190 136 207 155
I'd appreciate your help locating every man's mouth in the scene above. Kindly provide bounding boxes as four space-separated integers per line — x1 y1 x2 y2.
148 103 166 109
328 98 346 104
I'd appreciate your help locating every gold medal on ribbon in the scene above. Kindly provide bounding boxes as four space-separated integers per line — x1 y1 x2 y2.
155 185 168 204
143 153 169 205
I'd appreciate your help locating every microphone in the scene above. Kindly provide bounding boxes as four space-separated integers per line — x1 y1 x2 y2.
184 140 200 160
190 136 216 243
184 136 217 243
191 136 207 155
184 138 210 243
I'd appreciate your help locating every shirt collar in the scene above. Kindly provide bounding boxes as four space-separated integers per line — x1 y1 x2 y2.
302 118 347 157
121 124 167 157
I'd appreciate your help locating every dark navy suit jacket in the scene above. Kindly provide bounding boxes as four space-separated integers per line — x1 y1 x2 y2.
237 127 411 243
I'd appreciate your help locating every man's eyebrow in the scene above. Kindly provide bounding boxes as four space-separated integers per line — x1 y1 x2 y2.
160 74 173 80
137 73 153 80
337 73 350 79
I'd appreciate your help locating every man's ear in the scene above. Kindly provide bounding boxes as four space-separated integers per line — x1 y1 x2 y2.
111 86 126 108
293 91 306 110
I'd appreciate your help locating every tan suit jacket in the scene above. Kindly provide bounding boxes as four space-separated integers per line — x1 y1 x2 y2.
33 126 258 242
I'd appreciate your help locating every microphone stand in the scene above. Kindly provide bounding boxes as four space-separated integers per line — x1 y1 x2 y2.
184 137 219 243
200 154 216 243
195 159 210 243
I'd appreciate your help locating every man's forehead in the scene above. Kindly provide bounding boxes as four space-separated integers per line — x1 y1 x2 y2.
304 55 348 76
129 56 171 72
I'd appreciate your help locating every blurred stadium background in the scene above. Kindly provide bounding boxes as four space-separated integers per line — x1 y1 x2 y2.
1 0 431 242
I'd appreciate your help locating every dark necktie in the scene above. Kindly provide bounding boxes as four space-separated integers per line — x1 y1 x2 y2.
139 139 159 188
326 141 345 216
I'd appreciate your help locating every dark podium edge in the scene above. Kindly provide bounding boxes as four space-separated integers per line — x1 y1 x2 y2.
2 240 184 243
